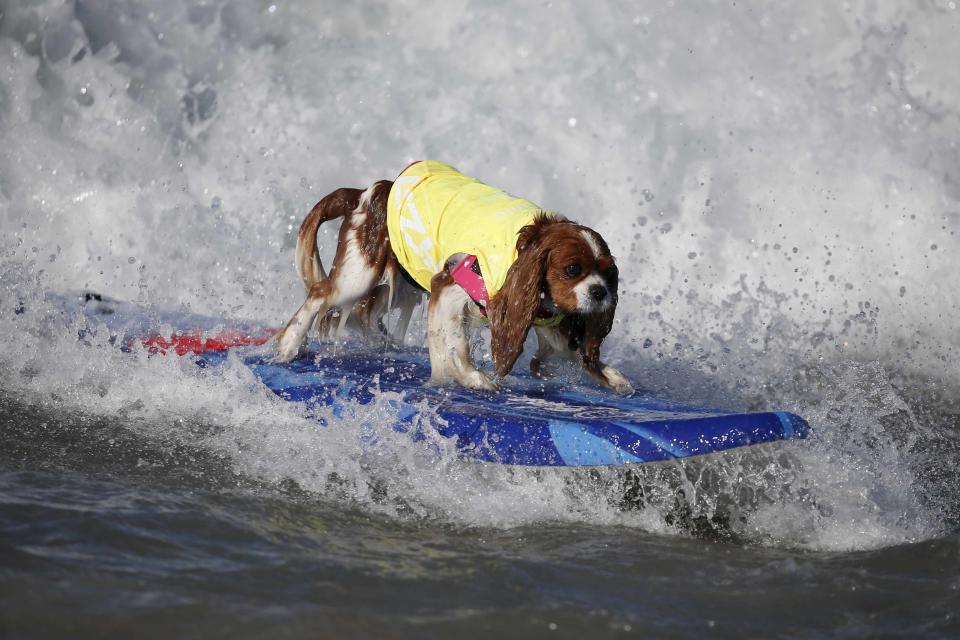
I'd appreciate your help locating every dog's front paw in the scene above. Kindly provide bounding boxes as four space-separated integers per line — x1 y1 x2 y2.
431 368 499 391
461 369 499 391
600 365 634 396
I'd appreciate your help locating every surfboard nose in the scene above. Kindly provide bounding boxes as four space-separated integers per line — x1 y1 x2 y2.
775 412 811 439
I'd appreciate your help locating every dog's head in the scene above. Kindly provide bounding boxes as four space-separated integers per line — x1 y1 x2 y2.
487 214 619 376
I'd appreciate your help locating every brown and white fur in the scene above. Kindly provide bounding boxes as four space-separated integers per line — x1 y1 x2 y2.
290 183 419 343
274 177 632 395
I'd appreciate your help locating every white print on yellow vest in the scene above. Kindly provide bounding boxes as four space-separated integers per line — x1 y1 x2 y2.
396 191 439 274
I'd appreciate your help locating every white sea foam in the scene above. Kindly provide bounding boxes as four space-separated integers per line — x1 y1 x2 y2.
1 0 957 550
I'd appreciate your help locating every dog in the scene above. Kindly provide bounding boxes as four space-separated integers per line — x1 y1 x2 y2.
274 160 632 395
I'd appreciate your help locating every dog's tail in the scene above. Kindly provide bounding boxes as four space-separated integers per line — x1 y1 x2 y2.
295 187 365 291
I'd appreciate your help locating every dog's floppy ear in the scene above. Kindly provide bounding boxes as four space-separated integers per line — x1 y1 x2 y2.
487 219 551 377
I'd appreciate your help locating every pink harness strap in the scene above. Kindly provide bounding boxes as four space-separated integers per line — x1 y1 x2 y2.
449 255 490 315
449 255 562 326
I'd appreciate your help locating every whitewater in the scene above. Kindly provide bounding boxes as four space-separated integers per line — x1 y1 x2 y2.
1 0 959 637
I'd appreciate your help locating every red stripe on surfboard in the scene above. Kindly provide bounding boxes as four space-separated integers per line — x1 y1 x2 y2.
139 328 278 356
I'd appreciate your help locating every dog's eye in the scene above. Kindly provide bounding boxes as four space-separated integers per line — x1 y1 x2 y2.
565 264 582 277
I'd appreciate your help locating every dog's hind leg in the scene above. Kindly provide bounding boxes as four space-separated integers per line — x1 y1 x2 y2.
275 179 394 361
276 192 387 359
275 278 335 361
275 262 381 361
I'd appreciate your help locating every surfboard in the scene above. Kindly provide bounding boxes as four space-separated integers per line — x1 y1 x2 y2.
70 293 810 467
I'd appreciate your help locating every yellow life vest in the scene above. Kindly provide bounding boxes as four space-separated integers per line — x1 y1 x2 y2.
386 160 544 299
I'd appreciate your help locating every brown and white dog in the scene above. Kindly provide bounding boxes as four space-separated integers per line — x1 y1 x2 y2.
274 168 633 395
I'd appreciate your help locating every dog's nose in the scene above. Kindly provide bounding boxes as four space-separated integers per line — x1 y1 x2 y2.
589 285 607 302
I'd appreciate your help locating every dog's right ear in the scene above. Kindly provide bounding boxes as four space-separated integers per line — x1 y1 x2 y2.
487 216 554 377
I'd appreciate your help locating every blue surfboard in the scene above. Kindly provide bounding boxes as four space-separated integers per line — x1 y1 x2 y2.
68 293 810 467
198 348 808 467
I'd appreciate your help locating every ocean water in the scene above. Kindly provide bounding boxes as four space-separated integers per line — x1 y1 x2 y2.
1 0 960 637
